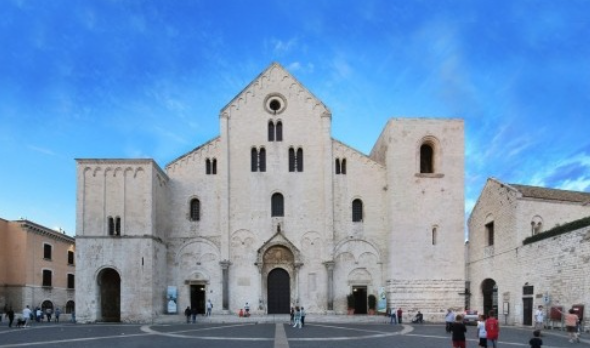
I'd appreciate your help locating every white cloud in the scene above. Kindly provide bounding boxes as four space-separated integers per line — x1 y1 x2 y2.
28 145 56 156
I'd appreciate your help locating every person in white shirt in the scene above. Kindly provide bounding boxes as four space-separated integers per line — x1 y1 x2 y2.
477 314 487 348
22 306 32 327
534 305 545 334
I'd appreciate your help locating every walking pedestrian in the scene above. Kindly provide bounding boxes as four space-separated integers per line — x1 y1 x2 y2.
290 306 295 325
389 307 397 324
7 308 15 327
485 310 499 348
184 306 191 323
293 306 302 328
529 330 543 348
476 314 487 347
191 306 198 323
206 300 213 317
397 308 403 324
451 314 467 348
534 305 544 335
445 309 455 333
300 307 306 327
55 308 61 322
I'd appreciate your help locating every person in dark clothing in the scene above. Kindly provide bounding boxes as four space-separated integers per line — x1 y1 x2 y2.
451 314 467 348
7 309 15 327
529 330 543 348
184 306 191 323
191 307 198 323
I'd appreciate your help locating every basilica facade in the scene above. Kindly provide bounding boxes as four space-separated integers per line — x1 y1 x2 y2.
75 63 466 322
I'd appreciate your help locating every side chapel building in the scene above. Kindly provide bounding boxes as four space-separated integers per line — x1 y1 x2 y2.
75 63 466 322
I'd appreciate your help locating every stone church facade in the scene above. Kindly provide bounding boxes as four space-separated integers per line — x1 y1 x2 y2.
467 178 590 327
75 63 466 322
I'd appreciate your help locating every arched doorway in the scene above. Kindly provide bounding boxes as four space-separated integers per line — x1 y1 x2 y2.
267 268 290 314
481 278 497 316
98 268 121 322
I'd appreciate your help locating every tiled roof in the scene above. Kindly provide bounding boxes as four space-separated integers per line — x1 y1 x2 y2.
510 184 590 203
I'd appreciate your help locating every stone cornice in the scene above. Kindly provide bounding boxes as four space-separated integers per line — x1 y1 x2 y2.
75 234 165 245
19 220 75 244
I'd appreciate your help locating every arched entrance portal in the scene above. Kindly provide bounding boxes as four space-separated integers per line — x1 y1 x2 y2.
267 268 290 314
481 278 497 316
98 268 121 322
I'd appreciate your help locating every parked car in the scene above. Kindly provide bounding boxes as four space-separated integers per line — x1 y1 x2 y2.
463 310 479 325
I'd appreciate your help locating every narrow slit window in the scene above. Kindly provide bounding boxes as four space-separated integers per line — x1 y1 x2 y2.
271 193 284 217
268 121 275 141
276 121 283 141
259 148 266 172
485 221 494 246
212 159 217 174
335 159 341 174
108 217 114 236
352 199 363 222
190 199 201 221
251 148 258 172
420 144 434 173
206 158 211 174
115 217 121 236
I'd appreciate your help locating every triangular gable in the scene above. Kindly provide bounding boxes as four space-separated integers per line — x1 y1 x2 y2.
255 226 302 266
220 62 331 118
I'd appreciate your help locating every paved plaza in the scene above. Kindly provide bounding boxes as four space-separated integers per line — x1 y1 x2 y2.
1 316 588 348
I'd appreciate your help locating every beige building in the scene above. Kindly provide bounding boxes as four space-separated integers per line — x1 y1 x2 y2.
75 63 466 323
0 218 76 318
467 177 590 327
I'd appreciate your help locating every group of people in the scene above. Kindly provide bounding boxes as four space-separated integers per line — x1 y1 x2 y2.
446 305 583 348
290 306 306 328
447 310 499 348
4 305 66 328
535 305 582 344
388 307 403 324
184 300 214 323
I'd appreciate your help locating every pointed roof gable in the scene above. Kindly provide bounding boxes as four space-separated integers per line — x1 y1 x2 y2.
220 62 331 118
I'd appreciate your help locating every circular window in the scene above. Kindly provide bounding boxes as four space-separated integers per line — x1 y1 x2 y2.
264 93 287 115
269 99 281 112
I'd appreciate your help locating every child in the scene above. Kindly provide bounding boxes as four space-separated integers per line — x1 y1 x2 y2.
451 314 467 348
477 314 488 347
529 330 543 348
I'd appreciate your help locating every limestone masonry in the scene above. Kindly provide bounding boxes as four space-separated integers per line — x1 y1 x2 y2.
75 63 465 322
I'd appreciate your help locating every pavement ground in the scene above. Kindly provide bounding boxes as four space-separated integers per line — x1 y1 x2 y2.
0 316 587 348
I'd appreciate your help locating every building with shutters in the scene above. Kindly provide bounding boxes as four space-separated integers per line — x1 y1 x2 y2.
0 218 76 319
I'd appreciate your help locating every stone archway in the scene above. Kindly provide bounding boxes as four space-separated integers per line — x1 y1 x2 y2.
481 278 497 316
97 268 120 322
263 246 294 314
255 230 302 313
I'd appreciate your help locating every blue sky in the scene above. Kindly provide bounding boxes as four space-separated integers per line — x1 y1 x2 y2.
1 0 589 237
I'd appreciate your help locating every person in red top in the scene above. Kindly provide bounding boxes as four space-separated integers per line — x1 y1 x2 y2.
485 310 500 348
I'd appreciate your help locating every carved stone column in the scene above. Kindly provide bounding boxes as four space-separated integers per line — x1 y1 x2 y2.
324 261 335 310
220 260 231 310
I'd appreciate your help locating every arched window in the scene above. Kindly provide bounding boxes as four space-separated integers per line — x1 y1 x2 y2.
251 148 265 172
259 148 266 172
276 121 283 141
251 148 258 172
190 198 200 221
206 158 211 174
432 227 437 245
335 159 341 174
289 148 296 172
341 159 347 174
268 121 275 141
108 217 114 236
271 193 284 217
352 199 363 222
420 144 434 173
66 300 75 314
289 148 304 172
212 159 217 174
115 217 121 236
